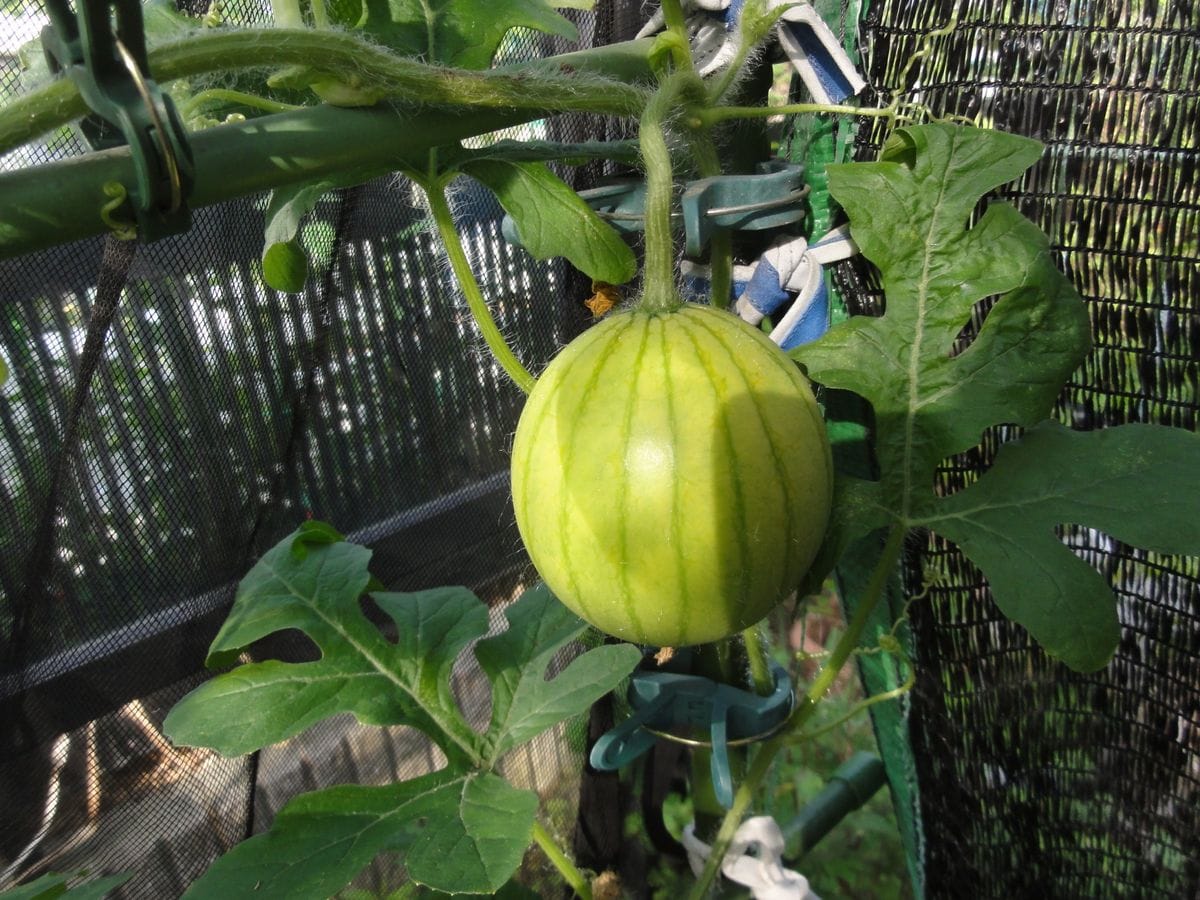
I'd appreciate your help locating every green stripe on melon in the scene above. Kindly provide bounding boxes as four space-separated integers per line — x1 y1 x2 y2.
511 304 833 647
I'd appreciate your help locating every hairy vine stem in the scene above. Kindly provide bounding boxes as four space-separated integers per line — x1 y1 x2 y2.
741 625 774 696
636 72 696 314
178 88 302 122
684 130 733 310
532 820 593 900
699 102 896 126
422 178 536 394
0 28 651 158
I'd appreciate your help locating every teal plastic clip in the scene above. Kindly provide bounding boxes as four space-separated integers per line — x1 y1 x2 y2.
680 161 809 257
42 0 194 241
590 652 794 808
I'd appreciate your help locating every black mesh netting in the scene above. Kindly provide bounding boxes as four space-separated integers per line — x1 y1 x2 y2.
0 3 643 895
836 0 1200 896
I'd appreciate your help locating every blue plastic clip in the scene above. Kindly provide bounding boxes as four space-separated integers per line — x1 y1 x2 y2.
590 654 794 808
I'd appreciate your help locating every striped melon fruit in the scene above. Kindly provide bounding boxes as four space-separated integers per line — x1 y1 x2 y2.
511 304 833 647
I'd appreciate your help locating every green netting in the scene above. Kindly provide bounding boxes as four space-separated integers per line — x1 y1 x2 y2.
827 0 1199 896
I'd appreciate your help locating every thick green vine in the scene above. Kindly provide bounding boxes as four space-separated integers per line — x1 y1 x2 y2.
0 28 651 158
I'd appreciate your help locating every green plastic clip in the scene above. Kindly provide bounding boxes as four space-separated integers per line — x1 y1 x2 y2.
41 0 194 241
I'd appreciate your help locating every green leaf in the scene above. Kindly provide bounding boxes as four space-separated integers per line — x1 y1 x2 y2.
262 181 337 293
797 123 1090 518
330 0 578 69
0 874 69 900
789 123 1193 671
142 0 201 41
163 528 487 766
262 174 376 292
799 475 889 598
181 771 538 898
475 584 641 762
262 239 309 293
922 421 1200 671
0 873 132 900
460 160 637 284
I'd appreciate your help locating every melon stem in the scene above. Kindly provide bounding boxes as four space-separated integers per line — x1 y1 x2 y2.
637 74 689 314
741 625 774 696
532 820 593 900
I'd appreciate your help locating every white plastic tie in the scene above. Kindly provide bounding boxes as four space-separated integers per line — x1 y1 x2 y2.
682 816 822 900
773 0 866 105
734 234 811 326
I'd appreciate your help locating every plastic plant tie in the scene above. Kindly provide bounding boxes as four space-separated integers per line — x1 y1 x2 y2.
683 224 857 349
682 816 821 900
773 1 866 105
40 0 194 240
635 0 865 103
680 162 809 257
589 657 794 805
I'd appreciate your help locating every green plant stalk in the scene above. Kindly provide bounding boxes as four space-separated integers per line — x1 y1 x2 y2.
685 131 733 310
687 524 906 898
706 231 734 311
691 747 741 840
424 181 536 393
659 0 697 72
741 625 773 696
310 0 330 29
660 0 690 37
0 28 652 157
700 102 895 126
637 74 692 314
692 640 736 685
179 88 302 121
532 821 593 900
1 43 656 259
799 655 915 742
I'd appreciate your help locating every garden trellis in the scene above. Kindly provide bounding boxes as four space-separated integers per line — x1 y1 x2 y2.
1 0 1198 897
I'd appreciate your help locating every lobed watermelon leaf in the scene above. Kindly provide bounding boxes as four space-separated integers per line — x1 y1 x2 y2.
475 583 641 762
163 526 488 767
797 124 1092 520
179 771 539 898
166 523 639 894
0 872 132 900
792 122 1200 672
922 421 1200 671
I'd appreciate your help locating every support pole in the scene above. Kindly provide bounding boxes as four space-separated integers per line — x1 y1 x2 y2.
0 40 653 260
